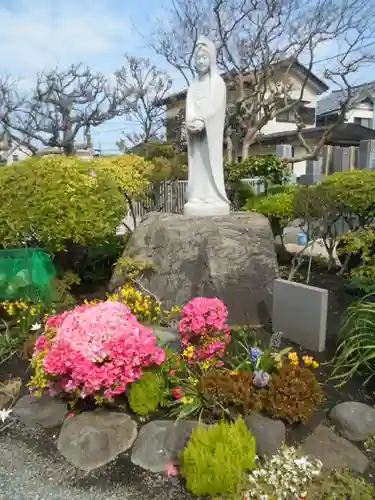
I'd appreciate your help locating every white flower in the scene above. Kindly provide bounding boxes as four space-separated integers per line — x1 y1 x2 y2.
0 408 12 422
31 323 42 331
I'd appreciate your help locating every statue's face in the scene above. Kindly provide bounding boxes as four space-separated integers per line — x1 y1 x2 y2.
195 48 210 75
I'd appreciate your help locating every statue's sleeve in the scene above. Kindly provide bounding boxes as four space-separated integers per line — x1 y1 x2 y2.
185 87 196 122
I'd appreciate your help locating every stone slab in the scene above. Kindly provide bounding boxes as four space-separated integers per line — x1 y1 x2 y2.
111 212 278 326
272 278 328 352
301 424 369 474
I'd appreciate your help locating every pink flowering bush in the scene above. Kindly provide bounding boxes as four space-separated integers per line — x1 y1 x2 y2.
29 300 165 400
178 297 230 364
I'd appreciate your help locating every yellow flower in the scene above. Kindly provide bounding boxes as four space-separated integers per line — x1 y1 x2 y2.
312 361 319 368
188 377 198 386
180 396 194 405
182 345 195 359
302 355 313 366
230 370 239 376
288 352 299 362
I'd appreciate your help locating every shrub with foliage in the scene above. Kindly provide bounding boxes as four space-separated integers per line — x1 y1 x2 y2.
331 294 375 386
89 154 151 198
127 370 164 415
180 418 256 497
0 155 126 252
246 445 323 499
263 362 323 423
306 469 374 499
247 186 296 242
320 170 375 228
28 301 165 401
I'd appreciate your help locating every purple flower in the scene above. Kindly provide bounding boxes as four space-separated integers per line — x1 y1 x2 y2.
250 347 262 365
253 370 270 388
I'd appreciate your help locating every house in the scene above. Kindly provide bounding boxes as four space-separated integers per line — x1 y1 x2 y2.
247 123 375 176
0 132 33 165
316 81 375 129
161 59 329 148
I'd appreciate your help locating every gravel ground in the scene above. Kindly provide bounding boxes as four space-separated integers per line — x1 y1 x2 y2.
0 422 194 500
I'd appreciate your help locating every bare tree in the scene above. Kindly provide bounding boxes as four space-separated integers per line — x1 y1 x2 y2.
149 0 375 162
0 64 137 155
115 55 172 151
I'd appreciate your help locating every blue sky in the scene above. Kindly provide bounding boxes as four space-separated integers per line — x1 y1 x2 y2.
0 0 177 153
1 0 375 154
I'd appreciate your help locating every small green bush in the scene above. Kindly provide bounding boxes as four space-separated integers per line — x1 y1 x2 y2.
180 418 256 497
127 370 163 416
248 188 296 240
307 469 374 499
0 155 125 252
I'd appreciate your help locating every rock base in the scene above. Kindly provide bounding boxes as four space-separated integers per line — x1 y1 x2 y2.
111 212 278 326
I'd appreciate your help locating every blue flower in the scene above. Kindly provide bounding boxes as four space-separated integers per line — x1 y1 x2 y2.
253 370 270 388
250 347 262 365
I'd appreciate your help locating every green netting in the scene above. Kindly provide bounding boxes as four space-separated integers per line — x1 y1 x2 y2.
0 248 56 302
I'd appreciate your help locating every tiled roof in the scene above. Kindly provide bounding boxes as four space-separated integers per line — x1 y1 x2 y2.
317 81 375 116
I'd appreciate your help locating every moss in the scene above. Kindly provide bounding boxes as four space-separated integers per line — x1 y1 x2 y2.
127 370 163 416
180 418 256 497
307 469 374 499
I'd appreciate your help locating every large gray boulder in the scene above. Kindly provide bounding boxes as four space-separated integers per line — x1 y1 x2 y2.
110 212 278 326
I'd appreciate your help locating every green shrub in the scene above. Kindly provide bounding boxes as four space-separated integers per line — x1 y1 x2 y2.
307 469 374 499
320 170 375 228
248 188 296 241
0 155 125 252
180 418 256 497
127 370 163 415
331 295 375 386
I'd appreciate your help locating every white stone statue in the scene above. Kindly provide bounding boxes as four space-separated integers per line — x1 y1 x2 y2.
184 36 230 216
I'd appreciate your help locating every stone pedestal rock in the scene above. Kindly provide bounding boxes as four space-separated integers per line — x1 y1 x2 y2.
110 212 278 326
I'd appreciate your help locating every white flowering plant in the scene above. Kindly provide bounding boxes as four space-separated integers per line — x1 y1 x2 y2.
245 445 323 499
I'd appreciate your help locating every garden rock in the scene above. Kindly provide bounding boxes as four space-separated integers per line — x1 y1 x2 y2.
131 420 173 473
13 394 67 428
245 412 286 457
57 410 137 472
329 401 375 441
0 378 21 409
111 212 278 326
151 325 180 351
301 424 369 474
164 419 208 455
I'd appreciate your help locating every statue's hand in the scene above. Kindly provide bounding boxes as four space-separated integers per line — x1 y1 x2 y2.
187 118 204 133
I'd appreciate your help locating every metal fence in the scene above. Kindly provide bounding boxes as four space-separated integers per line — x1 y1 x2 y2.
127 177 266 218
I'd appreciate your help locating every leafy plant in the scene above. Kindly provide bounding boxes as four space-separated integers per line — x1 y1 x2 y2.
320 170 375 229
200 369 265 415
345 275 375 296
246 445 323 498
331 294 375 386
263 362 323 423
180 418 256 497
248 187 296 244
127 370 164 416
0 155 126 253
306 469 374 499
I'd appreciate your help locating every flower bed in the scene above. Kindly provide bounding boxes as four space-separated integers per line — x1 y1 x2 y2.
28 300 165 401
27 293 331 498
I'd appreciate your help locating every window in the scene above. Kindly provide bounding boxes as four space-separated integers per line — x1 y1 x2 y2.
354 117 373 129
12 154 19 162
276 104 316 125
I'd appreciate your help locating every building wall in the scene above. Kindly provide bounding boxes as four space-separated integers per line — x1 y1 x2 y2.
165 71 319 137
346 102 373 128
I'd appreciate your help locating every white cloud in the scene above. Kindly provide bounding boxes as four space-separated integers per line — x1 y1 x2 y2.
0 0 131 78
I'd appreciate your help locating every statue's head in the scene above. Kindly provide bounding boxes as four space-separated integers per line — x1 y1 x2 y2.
195 37 217 76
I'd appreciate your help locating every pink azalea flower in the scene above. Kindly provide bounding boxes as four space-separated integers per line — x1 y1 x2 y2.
32 300 165 399
165 461 179 477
